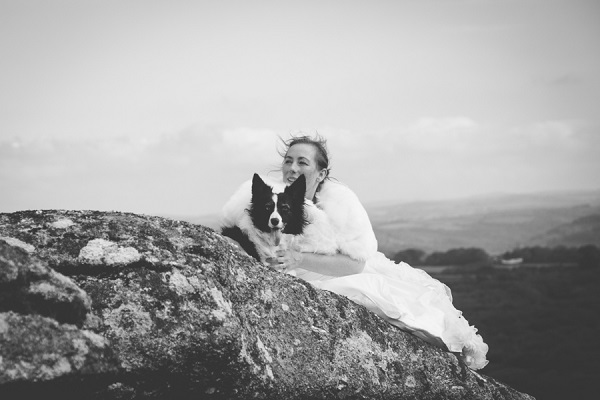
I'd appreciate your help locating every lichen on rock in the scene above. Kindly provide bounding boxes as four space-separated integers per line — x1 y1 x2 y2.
0 239 92 327
0 236 35 253
78 238 141 266
49 219 75 229
0 210 536 399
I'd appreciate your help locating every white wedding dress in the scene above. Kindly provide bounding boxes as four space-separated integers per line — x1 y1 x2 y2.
222 177 489 370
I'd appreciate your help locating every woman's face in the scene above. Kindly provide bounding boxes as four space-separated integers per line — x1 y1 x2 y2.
282 143 326 199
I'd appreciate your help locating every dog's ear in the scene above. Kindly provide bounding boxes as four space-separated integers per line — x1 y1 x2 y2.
286 174 306 200
252 173 262 187
252 173 272 198
282 175 308 235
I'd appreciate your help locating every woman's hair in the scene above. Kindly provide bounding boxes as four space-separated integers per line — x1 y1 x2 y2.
277 132 332 182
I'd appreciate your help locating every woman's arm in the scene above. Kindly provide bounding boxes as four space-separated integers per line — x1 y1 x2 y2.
269 250 365 277
300 252 366 276
266 181 374 277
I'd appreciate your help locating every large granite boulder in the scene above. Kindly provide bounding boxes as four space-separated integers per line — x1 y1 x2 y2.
0 210 535 399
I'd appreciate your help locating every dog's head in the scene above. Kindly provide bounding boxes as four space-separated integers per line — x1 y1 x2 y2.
249 173 307 235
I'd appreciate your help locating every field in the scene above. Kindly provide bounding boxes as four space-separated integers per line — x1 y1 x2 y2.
367 190 600 256
430 265 600 400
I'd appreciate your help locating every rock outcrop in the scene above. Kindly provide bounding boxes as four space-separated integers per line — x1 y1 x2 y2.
0 210 535 399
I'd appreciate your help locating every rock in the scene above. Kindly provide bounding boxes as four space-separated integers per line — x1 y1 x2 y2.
0 239 91 326
0 210 536 399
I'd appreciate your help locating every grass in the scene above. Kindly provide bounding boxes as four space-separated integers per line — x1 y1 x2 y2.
431 266 600 400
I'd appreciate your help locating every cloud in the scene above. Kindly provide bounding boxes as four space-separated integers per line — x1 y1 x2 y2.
533 73 584 88
0 125 284 176
0 126 286 214
400 117 480 153
508 120 579 149
216 127 280 165
322 117 599 204
2 119 598 215
549 73 582 86
369 117 589 159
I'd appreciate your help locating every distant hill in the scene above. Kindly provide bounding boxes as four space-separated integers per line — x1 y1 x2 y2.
175 189 600 257
366 190 600 257
527 214 600 248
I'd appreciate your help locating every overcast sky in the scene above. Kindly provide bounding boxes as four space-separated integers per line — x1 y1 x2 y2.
1 0 599 217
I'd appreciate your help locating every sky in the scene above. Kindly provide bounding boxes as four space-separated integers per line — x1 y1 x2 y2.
1 0 599 218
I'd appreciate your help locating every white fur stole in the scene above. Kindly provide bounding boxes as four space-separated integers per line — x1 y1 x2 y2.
313 181 378 262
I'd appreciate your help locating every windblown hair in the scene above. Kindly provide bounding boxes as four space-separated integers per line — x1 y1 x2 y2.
277 132 333 189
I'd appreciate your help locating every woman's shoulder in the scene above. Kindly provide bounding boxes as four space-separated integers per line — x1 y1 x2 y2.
316 180 367 218
316 180 378 261
316 179 360 205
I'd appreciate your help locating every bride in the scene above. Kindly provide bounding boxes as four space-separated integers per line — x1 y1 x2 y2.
221 134 489 370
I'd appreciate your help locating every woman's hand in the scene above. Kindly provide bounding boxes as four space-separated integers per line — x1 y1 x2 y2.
266 249 303 274
266 249 365 277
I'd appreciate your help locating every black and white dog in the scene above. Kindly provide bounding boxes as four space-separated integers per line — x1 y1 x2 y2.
221 173 338 267
221 173 308 262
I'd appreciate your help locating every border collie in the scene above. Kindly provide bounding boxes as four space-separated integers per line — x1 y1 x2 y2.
221 173 308 263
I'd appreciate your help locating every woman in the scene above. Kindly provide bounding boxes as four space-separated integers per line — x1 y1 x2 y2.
224 134 489 370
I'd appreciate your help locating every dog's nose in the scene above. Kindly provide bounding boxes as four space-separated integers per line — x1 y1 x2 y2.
270 217 280 226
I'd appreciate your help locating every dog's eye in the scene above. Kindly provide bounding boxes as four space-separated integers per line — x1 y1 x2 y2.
280 204 290 212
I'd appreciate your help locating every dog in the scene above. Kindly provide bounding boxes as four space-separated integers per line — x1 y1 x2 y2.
221 173 308 263
221 173 339 271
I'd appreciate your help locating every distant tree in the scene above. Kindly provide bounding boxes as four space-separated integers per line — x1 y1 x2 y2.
551 245 573 263
393 248 426 265
502 245 593 264
577 245 600 268
424 247 491 266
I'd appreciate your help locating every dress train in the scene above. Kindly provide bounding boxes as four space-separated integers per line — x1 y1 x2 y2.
293 252 489 370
